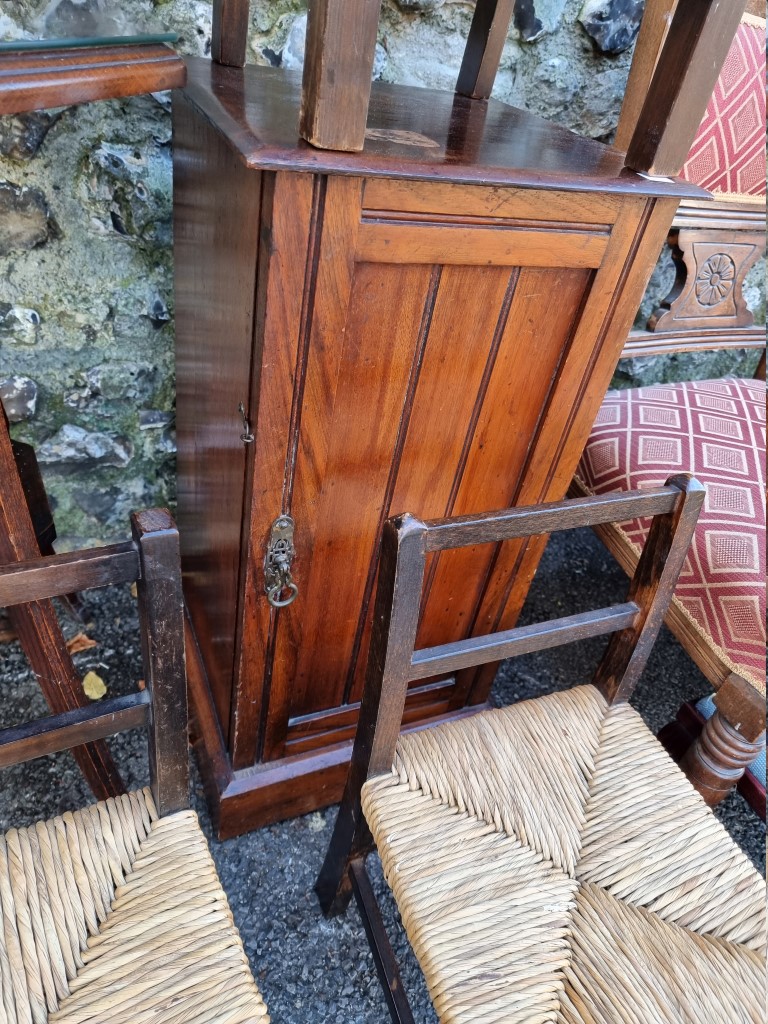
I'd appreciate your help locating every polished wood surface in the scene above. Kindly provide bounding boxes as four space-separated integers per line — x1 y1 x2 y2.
182 59 706 199
174 96 261 746
0 43 185 116
175 63 701 835
299 0 382 151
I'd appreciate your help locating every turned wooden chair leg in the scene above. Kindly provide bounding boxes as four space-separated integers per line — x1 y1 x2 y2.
679 674 765 807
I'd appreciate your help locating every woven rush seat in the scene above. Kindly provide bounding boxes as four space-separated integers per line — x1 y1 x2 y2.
362 684 766 1024
0 787 269 1024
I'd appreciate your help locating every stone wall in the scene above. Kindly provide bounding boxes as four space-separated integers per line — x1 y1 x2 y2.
1 0 764 543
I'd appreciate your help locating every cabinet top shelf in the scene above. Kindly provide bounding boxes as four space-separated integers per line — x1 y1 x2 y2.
182 58 708 200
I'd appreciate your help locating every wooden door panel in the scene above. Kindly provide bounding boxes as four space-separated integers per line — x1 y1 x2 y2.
414 266 593 650
343 263 519 707
273 262 437 725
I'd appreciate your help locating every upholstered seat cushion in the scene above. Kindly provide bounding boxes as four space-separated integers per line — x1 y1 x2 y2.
575 377 766 695
0 789 269 1023
362 686 766 1024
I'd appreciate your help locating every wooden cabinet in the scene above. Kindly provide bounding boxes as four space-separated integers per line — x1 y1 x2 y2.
174 58 702 838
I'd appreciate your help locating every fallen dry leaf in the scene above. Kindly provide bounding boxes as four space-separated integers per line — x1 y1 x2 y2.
130 582 138 599
137 679 146 691
82 670 107 700
66 632 97 654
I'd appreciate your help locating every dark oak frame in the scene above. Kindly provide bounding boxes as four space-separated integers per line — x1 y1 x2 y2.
315 477 703 1018
0 509 189 817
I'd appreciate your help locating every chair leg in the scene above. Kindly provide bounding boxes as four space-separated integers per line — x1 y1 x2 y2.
680 708 765 807
315 795 375 917
349 858 416 1024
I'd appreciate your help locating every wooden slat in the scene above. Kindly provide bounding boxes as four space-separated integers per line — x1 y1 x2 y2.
356 222 608 268
211 0 251 67
456 0 516 100
625 0 748 176
409 603 640 680
132 509 189 817
622 325 766 360
0 44 186 116
299 0 383 151
0 542 138 608
593 475 705 703
423 487 680 552
614 0 677 152
0 692 150 770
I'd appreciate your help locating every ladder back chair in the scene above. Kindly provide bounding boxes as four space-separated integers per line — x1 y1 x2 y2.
0 509 269 1023
317 476 766 1023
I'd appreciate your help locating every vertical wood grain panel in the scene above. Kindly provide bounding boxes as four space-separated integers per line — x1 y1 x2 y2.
229 171 315 769
174 96 261 745
260 175 364 761
279 263 437 722
415 266 592 651
463 197 679 704
345 264 519 704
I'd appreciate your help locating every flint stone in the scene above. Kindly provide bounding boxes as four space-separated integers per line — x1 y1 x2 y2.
0 305 41 346
0 182 56 257
0 376 38 422
36 424 133 468
579 0 644 55
0 112 64 161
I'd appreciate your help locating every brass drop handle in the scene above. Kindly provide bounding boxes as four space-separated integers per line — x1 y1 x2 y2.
264 515 298 608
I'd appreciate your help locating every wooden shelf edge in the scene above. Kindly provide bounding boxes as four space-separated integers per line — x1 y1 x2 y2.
0 43 186 115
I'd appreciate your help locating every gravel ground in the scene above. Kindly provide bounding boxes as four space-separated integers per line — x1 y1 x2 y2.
0 526 764 1023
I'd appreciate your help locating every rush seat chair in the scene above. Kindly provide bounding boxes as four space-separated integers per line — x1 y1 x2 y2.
317 477 765 1023
0 510 270 1023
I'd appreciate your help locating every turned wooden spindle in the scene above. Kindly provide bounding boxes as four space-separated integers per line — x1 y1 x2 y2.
680 674 766 807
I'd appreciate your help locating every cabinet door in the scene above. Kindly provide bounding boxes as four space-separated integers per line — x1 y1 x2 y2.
232 172 672 768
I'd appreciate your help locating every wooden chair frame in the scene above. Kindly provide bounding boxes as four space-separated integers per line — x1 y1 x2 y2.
316 475 703 1022
0 509 189 817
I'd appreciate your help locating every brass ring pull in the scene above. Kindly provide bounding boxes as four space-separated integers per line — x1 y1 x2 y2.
264 514 298 609
266 581 299 608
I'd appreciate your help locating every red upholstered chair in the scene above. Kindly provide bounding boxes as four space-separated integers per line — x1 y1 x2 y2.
575 6 766 814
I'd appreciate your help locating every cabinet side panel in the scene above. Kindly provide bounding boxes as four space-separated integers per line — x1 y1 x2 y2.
173 95 260 743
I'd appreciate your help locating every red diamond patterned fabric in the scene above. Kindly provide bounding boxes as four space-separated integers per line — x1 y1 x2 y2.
681 15 766 199
576 378 766 695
